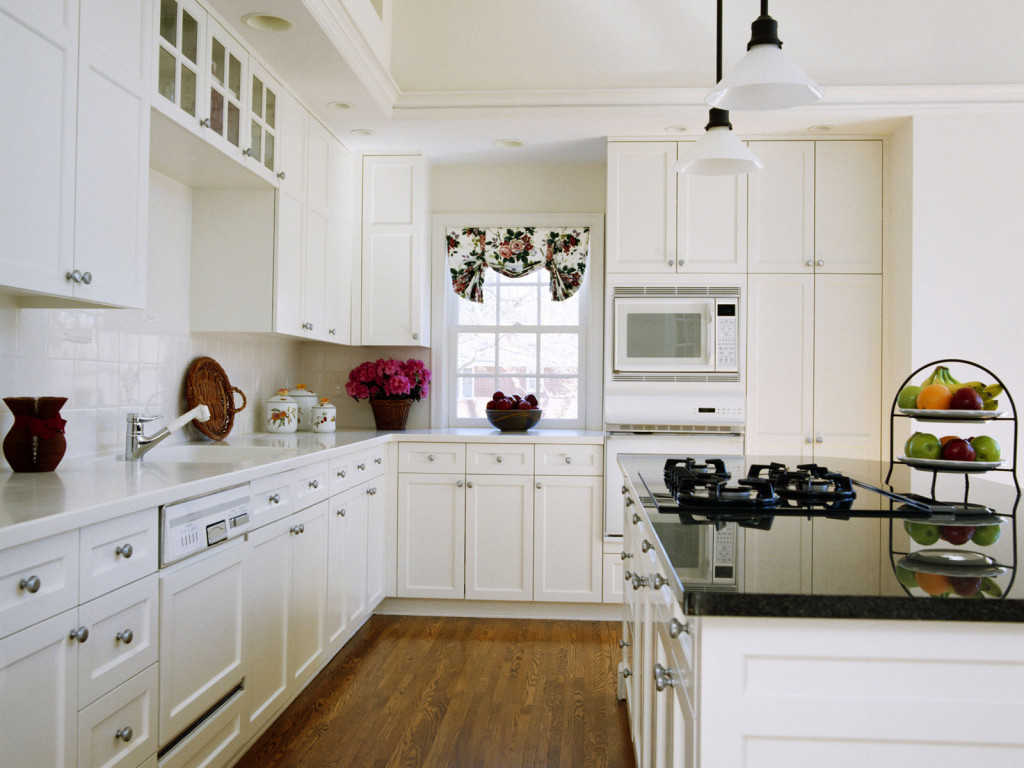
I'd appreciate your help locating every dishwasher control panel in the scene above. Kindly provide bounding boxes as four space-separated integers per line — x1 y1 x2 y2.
160 484 252 566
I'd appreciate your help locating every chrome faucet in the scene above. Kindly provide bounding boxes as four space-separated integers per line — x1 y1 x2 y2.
125 405 211 461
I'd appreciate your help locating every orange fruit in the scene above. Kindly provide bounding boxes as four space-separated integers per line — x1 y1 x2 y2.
939 435 959 446
914 571 952 596
917 383 953 410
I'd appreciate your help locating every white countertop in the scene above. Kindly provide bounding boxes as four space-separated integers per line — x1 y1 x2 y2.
0 427 605 549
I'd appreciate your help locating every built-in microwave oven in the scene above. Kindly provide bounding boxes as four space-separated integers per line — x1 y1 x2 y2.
612 291 739 375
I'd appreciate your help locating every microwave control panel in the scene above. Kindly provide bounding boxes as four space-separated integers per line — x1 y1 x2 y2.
715 301 738 371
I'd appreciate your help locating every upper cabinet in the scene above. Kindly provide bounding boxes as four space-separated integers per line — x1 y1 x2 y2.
606 141 747 275
748 140 882 274
356 154 430 346
0 0 150 307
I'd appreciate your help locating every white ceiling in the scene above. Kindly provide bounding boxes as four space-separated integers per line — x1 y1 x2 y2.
204 0 1024 164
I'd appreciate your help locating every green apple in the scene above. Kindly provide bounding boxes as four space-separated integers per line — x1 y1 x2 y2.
970 435 1001 462
904 520 941 545
904 432 942 460
897 385 922 409
895 565 918 589
970 525 1002 546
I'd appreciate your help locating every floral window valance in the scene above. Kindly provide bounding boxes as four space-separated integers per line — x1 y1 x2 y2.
446 226 590 303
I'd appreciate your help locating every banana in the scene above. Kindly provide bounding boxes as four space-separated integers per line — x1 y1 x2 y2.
921 365 962 390
980 577 1003 597
961 381 986 392
983 398 1000 411
984 383 1004 398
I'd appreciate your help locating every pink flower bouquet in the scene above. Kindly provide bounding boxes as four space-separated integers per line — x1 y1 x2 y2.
345 358 432 402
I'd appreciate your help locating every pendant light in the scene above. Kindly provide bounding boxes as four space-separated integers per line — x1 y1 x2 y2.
675 0 763 176
706 0 823 111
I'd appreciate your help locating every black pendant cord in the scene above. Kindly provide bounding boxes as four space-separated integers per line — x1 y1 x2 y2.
716 0 723 83
707 0 731 130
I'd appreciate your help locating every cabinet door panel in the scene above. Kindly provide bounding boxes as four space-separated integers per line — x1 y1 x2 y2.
79 507 158 603
77 663 158 768
534 476 602 602
288 501 327 687
365 478 387 610
0 529 78 639
745 275 815 458
397 473 465 599
815 141 882 274
678 170 748 273
606 142 676 273
465 475 533 601
0 609 78 768
748 141 814 273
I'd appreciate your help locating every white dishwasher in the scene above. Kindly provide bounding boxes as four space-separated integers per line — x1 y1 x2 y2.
157 484 251 767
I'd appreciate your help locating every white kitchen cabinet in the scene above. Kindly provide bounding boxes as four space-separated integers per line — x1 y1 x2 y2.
465 475 535 601
0 0 149 307
326 484 368 649
396 472 466 599
154 0 206 134
606 141 747 275
534 475 603 603
1 529 79 639
358 154 430 346
287 500 328 689
748 140 882 274
77 664 158 768
0 609 79 768
245 59 281 182
365 476 387 610
202 16 245 158
79 508 158 604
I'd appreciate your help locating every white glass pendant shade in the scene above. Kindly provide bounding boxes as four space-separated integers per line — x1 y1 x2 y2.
706 43 823 110
674 110 763 176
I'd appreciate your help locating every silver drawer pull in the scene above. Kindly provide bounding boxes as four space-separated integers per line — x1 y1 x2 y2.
620 551 633 560
631 574 648 590
374 457 382 464
116 629 134 644
564 456 573 464
467 481 474 489
269 493 280 504
19 575 41 593
115 726 133 743
427 454 435 462
337 470 346 478
654 663 675 692
366 487 377 495
337 508 346 517
632 513 641 525
625 496 634 506
669 618 690 638
622 667 632 678
536 481 542 489
621 485 628 495
357 463 366 470
651 573 667 590
619 638 631 648
623 569 633 581
496 455 503 463
69 626 89 643
290 524 304 535
115 543 133 558
456 480 464 488
641 540 653 553
308 479 319 489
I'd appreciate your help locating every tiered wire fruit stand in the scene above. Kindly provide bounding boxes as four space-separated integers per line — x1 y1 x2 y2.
885 359 1019 599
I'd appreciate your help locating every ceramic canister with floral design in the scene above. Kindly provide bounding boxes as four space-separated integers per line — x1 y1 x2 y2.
290 384 318 431
264 389 298 433
311 397 336 433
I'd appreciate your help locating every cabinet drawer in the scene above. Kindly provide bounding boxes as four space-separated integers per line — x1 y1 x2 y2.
80 509 158 603
251 471 294 528
78 575 159 708
398 442 465 473
603 551 624 605
535 443 603 475
292 460 329 510
157 687 246 768
78 664 158 768
466 443 533 475
329 454 357 495
355 445 386 480
0 530 78 639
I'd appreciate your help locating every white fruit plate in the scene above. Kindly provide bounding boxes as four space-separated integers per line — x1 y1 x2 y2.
897 456 1003 472
898 551 1006 578
899 408 1005 420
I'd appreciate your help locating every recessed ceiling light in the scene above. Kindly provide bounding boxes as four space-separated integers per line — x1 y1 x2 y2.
492 139 524 149
328 101 352 110
665 126 689 133
242 13 293 32
349 128 374 136
808 124 835 132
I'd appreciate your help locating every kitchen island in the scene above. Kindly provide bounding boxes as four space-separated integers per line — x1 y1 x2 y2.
617 454 1024 768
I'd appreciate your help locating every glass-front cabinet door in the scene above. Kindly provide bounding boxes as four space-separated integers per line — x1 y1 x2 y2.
247 61 280 181
205 17 246 154
156 0 206 131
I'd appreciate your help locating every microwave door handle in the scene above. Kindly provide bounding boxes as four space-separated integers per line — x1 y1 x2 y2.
707 308 715 368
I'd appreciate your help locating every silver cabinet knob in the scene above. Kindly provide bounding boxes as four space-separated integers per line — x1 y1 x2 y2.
412 333 419 340
496 455 503 463
805 259 814 267
337 508 346 517
651 573 667 590
622 667 632 678
816 259 825 267
456 480 464 487
69 626 89 643
668 618 690 638
625 496 634 506
301 322 313 331
80 271 92 284
641 540 653 553
328 328 336 335
374 457 382 464
427 454 435 462
631 574 648 590
654 663 675 691
815 435 823 444
199 117 211 128
536 481 542 489
564 456 573 464
623 569 633 581
116 629 134 644
269 493 280 504
619 639 631 648
66 269 90 284
620 551 633 560
277 171 286 179
19 575 41 593
308 479 319 489
336 470 346 478
290 524 304 534
357 463 366 470
115 543 133 558
242 147 253 157
667 259 674 266
366 487 377 495
621 485 628 495
805 436 813 444
115 726 133 743
632 513 641 525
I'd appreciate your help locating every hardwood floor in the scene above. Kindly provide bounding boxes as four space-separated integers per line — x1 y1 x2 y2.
234 616 636 768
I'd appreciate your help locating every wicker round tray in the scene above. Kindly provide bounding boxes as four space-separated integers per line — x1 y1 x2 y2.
184 357 247 441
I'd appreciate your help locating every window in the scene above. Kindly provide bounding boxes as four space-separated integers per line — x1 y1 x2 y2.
447 268 588 427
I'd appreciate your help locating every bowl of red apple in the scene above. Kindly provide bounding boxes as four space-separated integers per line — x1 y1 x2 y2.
485 391 542 432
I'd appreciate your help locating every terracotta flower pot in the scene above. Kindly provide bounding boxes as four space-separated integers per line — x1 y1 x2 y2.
3 397 68 472
369 398 413 431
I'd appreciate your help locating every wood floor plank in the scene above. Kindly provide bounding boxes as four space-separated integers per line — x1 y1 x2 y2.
233 615 635 768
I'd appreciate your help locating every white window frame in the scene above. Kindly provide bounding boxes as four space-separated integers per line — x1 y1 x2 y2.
430 214 604 431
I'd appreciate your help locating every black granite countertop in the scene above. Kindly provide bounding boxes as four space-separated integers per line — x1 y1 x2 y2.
619 454 1023 622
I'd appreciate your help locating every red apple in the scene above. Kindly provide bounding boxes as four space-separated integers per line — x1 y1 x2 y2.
493 400 513 410
941 438 976 462
940 525 975 545
949 575 982 597
517 401 532 410
491 391 505 401
950 387 983 410
525 394 539 406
